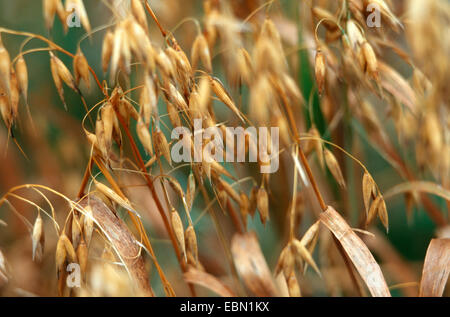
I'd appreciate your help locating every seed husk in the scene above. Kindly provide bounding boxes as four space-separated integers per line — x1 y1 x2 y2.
210 76 244 123
71 213 82 250
136 119 153 156
76 238 88 280
315 50 326 95
171 208 186 260
362 41 378 80
83 205 94 246
0 36 11 102
15 56 28 103
191 33 212 73
154 130 172 165
10 70 19 118
131 0 148 32
74 48 90 89
185 225 198 266
324 149 346 188
186 172 196 212
362 172 377 215
257 186 269 225
32 214 45 262
102 31 114 73
55 234 67 278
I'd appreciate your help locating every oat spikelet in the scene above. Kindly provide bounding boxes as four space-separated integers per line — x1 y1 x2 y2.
71 213 82 250
185 225 198 266
76 238 88 279
102 31 114 73
15 56 28 104
324 149 346 188
131 0 148 32
366 195 382 227
52 52 78 92
239 192 250 229
257 186 269 225
292 239 320 276
171 208 186 260
0 36 11 101
74 48 90 89
136 118 153 156
10 70 19 118
210 76 244 122
101 103 114 151
315 50 326 95
94 180 140 218
191 33 212 73
377 197 389 232
55 234 67 278
155 130 171 165
287 272 301 297
32 214 45 262
362 41 378 80
43 0 57 30
49 52 66 109
166 101 181 128
83 205 94 246
362 172 377 215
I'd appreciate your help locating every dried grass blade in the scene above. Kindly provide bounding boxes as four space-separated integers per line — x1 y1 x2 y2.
320 206 391 297
184 267 235 297
79 196 154 296
419 238 450 297
231 232 279 296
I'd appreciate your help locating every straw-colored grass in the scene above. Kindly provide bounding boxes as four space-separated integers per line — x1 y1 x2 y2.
0 0 449 297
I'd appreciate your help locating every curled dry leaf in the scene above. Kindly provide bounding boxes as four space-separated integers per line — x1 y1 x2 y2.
184 267 235 297
231 231 279 296
419 238 450 297
320 206 391 297
79 196 154 296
